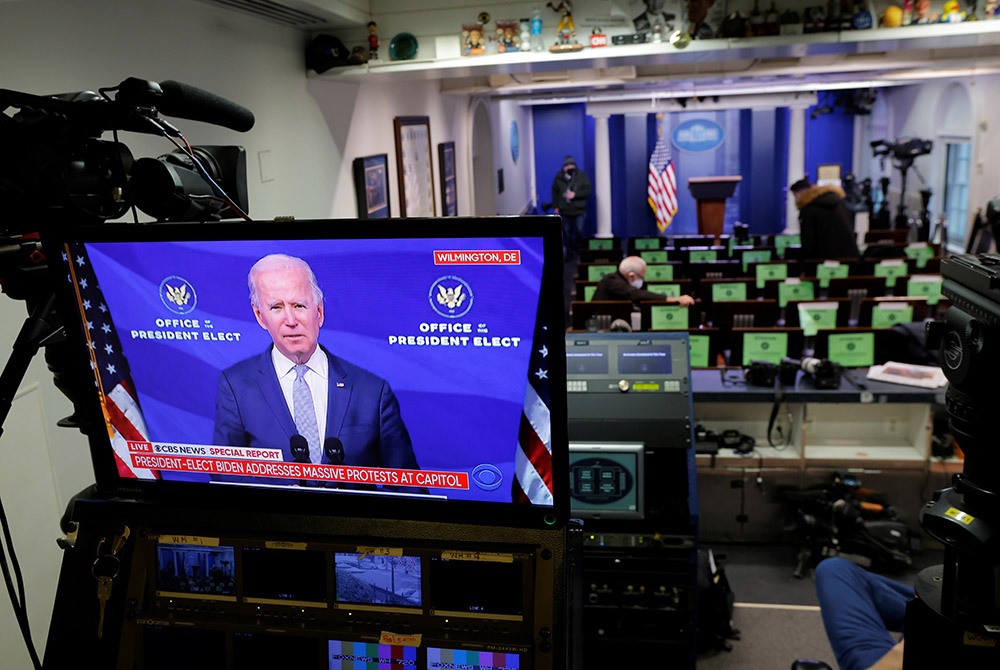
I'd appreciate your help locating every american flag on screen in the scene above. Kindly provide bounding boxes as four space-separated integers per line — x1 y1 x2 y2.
64 243 158 479
648 126 678 232
512 302 553 505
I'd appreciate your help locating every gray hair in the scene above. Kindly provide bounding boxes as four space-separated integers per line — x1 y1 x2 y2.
619 256 647 277
248 254 324 307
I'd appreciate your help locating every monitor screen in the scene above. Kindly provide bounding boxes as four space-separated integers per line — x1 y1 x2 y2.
42 218 567 527
568 443 644 520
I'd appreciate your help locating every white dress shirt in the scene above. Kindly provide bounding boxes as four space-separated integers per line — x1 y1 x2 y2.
270 346 329 447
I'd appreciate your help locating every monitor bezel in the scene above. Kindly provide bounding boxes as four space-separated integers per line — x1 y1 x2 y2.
40 216 569 529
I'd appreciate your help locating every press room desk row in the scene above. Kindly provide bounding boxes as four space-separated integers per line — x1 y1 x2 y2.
688 368 955 540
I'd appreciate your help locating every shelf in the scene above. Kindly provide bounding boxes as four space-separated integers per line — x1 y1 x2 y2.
317 21 1000 85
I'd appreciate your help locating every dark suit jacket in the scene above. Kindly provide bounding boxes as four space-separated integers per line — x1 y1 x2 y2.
592 270 667 304
213 346 419 471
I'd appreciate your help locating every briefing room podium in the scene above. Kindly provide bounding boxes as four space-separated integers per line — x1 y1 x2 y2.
687 176 742 238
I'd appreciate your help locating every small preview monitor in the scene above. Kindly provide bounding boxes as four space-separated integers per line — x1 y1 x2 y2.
427 648 520 670
241 546 328 607
329 639 418 670
155 541 236 600
334 552 422 610
428 555 525 620
568 443 644 520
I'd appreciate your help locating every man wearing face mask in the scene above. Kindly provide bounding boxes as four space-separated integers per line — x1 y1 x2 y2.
551 155 592 257
592 256 695 306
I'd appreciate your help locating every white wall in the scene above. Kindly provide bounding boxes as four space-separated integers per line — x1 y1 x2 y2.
874 75 999 249
489 98 536 215
0 1 474 665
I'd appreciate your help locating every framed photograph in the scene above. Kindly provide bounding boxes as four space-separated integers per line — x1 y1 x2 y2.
438 141 457 217
352 153 390 219
393 116 436 217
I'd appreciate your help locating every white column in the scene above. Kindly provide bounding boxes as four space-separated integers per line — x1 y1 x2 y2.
786 105 807 234
592 112 613 238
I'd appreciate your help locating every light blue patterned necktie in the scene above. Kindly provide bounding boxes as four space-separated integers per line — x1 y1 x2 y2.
293 364 321 464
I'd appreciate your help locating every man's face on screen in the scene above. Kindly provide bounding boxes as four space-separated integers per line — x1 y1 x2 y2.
252 267 325 364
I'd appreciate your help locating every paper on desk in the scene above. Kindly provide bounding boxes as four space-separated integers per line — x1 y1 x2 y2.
867 362 948 389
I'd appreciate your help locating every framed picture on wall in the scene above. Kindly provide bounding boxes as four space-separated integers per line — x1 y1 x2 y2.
352 153 391 219
393 116 436 217
438 141 458 217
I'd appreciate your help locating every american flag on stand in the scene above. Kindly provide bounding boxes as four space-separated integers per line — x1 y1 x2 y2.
512 301 552 505
648 126 678 232
64 242 158 479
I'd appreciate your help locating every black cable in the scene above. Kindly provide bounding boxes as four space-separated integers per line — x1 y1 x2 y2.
0 495 42 670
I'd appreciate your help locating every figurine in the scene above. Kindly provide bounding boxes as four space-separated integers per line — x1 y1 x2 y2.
547 1 584 51
367 21 379 60
461 24 486 56
912 0 934 23
496 20 520 53
940 0 966 21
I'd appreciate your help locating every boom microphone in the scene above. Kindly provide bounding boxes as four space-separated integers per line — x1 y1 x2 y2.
289 434 309 463
324 437 345 465
116 77 255 132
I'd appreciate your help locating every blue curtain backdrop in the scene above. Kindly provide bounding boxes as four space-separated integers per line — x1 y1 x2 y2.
531 96 850 240
805 95 855 184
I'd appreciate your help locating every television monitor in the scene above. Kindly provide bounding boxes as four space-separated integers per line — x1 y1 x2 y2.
41 217 567 528
565 332 693 449
155 542 236 600
568 443 644 520
427 647 521 670
334 552 422 610
330 639 418 670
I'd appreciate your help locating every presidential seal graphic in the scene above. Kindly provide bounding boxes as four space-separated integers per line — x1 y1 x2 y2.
159 275 197 315
429 275 473 318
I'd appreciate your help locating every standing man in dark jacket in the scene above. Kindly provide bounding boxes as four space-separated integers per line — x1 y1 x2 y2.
552 155 592 256
791 178 859 260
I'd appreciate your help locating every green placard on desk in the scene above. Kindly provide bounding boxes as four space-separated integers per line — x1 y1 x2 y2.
798 302 839 337
689 249 718 263
646 264 674 281
774 234 801 258
742 249 772 273
648 283 681 297
689 335 710 368
742 331 788 365
635 238 660 250
871 303 914 329
587 264 616 282
756 262 788 289
828 332 875 368
651 305 689 330
907 276 943 305
641 250 669 264
875 260 908 288
778 279 815 308
584 285 598 301
816 262 850 288
712 282 747 302
904 243 934 269
588 238 613 251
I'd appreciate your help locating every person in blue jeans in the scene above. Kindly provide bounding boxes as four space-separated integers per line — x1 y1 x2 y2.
551 155 591 257
815 557 911 670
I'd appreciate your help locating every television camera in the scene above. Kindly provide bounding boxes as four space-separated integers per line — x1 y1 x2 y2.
913 253 1000 666
870 137 933 233
0 78 252 667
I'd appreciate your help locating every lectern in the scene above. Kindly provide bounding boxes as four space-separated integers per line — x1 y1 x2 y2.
688 176 742 238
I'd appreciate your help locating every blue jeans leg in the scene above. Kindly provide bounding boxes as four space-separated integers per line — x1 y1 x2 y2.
561 213 585 252
815 557 915 670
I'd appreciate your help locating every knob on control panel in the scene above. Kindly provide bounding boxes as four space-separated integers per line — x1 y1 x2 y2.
618 379 629 392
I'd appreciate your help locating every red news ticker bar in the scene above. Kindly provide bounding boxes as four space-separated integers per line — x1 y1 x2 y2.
129 454 469 490
434 250 520 265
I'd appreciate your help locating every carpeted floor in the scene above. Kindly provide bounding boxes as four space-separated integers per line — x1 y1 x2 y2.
696 543 940 669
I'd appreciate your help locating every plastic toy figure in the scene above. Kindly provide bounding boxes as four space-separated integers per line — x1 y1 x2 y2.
940 0 966 21
547 1 576 42
367 21 379 60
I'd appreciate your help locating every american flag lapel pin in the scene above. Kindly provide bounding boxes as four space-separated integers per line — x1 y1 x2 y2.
337 382 345 387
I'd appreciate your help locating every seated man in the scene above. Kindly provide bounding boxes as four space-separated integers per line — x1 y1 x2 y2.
815 557 910 670
592 256 695 306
